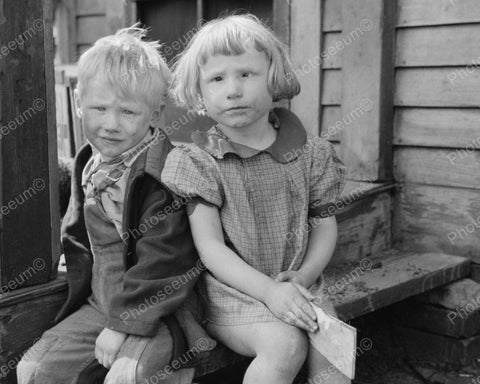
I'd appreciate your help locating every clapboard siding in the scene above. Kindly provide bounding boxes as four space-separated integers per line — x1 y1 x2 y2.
77 15 110 44
397 0 480 27
320 106 342 142
395 68 480 107
323 0 341 32
394 147 480 189
396 24 480 67
76 0 104 15
321 69 342 105
393 2 480 256
393 184 480 262
394 108 480 148
323 32 343 69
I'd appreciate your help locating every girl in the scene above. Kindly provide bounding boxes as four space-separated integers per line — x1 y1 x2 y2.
162 14 348 384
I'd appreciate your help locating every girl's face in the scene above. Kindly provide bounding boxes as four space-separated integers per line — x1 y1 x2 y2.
199 47 273 133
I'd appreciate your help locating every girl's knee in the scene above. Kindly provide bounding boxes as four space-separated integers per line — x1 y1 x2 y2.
261 326 308 365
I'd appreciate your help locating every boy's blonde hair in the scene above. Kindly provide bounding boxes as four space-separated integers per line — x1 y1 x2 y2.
171 14 301 113
76 25 170 111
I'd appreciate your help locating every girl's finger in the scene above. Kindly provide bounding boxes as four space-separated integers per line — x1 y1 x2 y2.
294 296 317 323
283 310 311 332
295 283 315 301
291 305 318 332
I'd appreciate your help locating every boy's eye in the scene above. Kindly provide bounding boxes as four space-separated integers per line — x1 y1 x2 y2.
241 72 251 78
122 109 134 115
94 106 106 111
213 76 223 82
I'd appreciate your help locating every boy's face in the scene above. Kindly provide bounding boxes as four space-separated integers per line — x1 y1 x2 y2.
75 78 160 160
198 47 273 133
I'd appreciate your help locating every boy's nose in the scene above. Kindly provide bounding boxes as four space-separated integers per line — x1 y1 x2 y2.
102 112 120 132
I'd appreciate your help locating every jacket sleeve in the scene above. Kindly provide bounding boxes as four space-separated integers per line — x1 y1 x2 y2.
106 176 201 337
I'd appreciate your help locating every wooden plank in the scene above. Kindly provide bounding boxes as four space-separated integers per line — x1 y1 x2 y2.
340 0 396 181
393 300 480 339
394 108 480 148
394 147 480 189
320 106 342 141
272 0 290 46
76 0 105 15
290 0 322 136
0 0 58 287
0 279 67 383
76 15 110 45
334 191 392 265
397 0 480 27
393 184 480 262
323 0 342 32
321 69 341 105
323 32 342 69
105 0 126 35
325 251 470 321
396 326 480 365
55 0 76 64
396 24 480 67
396 68 480 107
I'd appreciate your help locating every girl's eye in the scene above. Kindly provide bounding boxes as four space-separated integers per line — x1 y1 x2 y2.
94 106 106 112
213 76 223 82
241 72 251 78
122 109 134 115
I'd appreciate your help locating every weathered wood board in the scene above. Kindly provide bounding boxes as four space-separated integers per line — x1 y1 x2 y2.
322 69 342 106
393 184 480 262
394 147 480 189
323 32 343 69
323 0 342 32
397 0 480 27
394 108 480 148
396 24 480 67
395 68 480 107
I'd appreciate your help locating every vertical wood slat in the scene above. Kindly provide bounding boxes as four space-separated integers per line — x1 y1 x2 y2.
0 0 59 287
290 0 322 136
340 0 396 181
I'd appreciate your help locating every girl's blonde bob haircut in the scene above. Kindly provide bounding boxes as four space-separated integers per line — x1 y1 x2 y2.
76 25 171 112
171 14 301 113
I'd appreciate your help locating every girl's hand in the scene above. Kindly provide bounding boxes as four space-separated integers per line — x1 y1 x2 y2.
275 270 310 288
264 281 319 333
95 328 128 368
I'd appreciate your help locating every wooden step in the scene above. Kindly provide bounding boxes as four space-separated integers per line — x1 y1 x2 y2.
193 250 470 378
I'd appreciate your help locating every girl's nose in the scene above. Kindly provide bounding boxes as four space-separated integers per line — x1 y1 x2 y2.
226 79 243 99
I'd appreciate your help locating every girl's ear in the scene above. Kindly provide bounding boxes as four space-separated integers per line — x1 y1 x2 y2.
73 89 82 118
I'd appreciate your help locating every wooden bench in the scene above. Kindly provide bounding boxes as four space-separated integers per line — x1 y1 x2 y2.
192 250 470 378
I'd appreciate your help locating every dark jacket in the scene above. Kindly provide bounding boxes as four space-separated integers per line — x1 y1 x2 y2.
56 132 201 339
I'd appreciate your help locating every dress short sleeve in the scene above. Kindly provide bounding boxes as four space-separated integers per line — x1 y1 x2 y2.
308 138 346 218
161 145 224 210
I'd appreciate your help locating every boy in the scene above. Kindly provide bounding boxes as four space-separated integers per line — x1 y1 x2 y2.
17 26 214 384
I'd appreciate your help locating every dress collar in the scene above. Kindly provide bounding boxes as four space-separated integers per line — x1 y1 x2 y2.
191 108 307 163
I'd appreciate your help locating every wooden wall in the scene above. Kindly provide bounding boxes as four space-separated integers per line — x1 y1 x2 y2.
55 0 133 63
392 0 480 262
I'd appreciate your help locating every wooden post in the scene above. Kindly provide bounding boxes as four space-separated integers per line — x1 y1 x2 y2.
0 0 60 288
340 0 396 181
289 0 323 136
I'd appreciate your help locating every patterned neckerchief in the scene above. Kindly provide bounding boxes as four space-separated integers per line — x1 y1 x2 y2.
82 128 160 235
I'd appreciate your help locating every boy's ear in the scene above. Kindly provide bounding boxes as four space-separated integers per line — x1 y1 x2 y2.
150 105 165 128
73 89 82 118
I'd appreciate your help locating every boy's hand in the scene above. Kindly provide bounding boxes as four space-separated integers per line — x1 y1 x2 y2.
275 270 310 288
264 281 318 333
95 328 128 369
